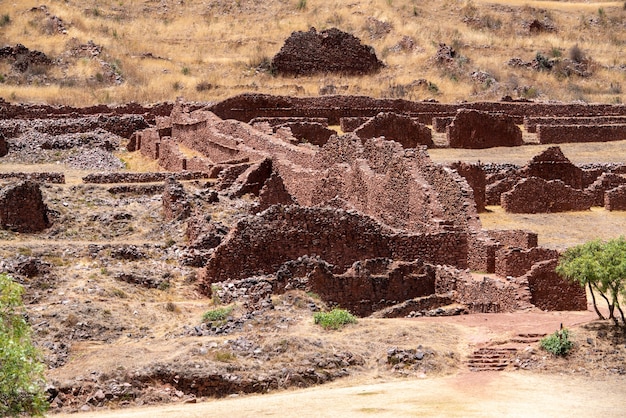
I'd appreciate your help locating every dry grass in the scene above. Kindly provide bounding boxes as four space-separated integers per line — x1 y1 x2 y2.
0 0 624 105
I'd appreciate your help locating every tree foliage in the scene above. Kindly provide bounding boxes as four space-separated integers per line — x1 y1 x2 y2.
0 273 48 417
556 237 626 325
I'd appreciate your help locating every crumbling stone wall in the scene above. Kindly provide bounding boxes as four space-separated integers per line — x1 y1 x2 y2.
271 27 384 76
486 174 521 206
276 122 335 146
519 146 583 188
353 112 433 148
501 177 593 213
447 109 523 149
487 229 538 249
495 247 559 278
0 180 50 232
585 173 626 206
137 128 160 160
0 131 7 157
520 259 587 311
0 172 65 184
83 172 208 183
0 115 149 139
605 185 626 211
162 178 190 221
538 124 626 144
432 116 454 133
340 117 371 133
158 139 187 171
449 162 486 212
201 205 468 286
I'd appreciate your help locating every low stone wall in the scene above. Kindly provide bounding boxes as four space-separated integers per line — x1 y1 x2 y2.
518 146 583 189
520 259 587 311
487 229 538 249
486 175 521 206
158 139 187 171
524 115 626 133
137 128 160 160
340 117 371 132
537 124 626 144
0 172 65 184
277 122 336 146
495 247 559 278
83 172 210 184
605 185 626 211
501 177 593 213
447 109 523 149
0 115 149 139
250 117 329 127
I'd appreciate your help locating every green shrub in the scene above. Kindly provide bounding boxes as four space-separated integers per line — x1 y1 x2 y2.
0 14 11 27
313 308 357 330
0 274 48 417
202 306 233 324
540 328 573 356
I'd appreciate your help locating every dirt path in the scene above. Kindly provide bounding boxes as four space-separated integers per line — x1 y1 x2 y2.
53 371 626 418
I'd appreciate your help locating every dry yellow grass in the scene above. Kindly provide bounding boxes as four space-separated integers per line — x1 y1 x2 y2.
0 0 624 105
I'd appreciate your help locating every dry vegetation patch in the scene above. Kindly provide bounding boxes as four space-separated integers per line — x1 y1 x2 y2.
0 0 624 105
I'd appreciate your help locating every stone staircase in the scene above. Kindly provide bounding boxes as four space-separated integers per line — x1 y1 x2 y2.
467 333 546 372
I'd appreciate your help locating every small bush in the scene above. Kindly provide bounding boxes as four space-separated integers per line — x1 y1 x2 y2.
569 44 585 63
296 0 307 11
202 306 233 323
0 14 10 27
540 328 573 356
0 274 48 417
314 308 357 330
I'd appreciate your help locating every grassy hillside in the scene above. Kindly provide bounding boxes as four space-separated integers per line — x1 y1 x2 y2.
0 0 624 105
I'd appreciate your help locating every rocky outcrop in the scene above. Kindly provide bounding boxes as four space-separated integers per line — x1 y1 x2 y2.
447 109 523 149
0 180 50 232
271 27 384 76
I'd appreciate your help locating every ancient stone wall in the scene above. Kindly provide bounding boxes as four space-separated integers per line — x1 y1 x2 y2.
605 185 626 211
432 116 454 133
276 122 336 146
524 115 626 133
353 112 433 148
585 173 626 206
82 172 209 183
0 131 7 157
519 146 583 188
0 172 65 184
520 259 587 311
201 205 468 285
487 229 538 249
0 180 50 232
501 177 593 213
0 115 149 139
447 109 523 149
340 117 371 132
495 247 559 278
449 162 486 212
158 139 187 172
137 128 160 160
161 178 190 221
537 124 626 144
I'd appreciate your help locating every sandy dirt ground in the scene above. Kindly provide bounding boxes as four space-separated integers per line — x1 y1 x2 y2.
53 371 626 418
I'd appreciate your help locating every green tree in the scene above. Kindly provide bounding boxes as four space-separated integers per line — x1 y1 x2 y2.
556 237 626 325
0 273 48 416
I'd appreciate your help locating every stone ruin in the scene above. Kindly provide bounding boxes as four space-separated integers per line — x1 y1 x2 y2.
270 27 384 76
124 97 593 316
0 180 50 233
5 93 625 317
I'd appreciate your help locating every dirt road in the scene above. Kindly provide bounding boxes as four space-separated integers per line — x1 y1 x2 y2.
54 371 626 418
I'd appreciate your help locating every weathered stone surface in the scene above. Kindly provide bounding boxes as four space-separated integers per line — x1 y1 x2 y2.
538 124 626 144
585 173 626 206
230 158 273 198
353 112 433 148
495 247 559 278
0 180 50 232
0 44 52 72
257 172 295 212
605 184 626 211
271 27 384 76
501 177 592 213
162 178 190 221
521 259 587 311
487 229 537 249
200 205 468 287
519 146 583 188
447 109 523 149
449 162 485 212
0 131 7 157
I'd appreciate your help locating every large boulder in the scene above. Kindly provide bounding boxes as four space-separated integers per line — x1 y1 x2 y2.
271 27 384 76
0 180 50 232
